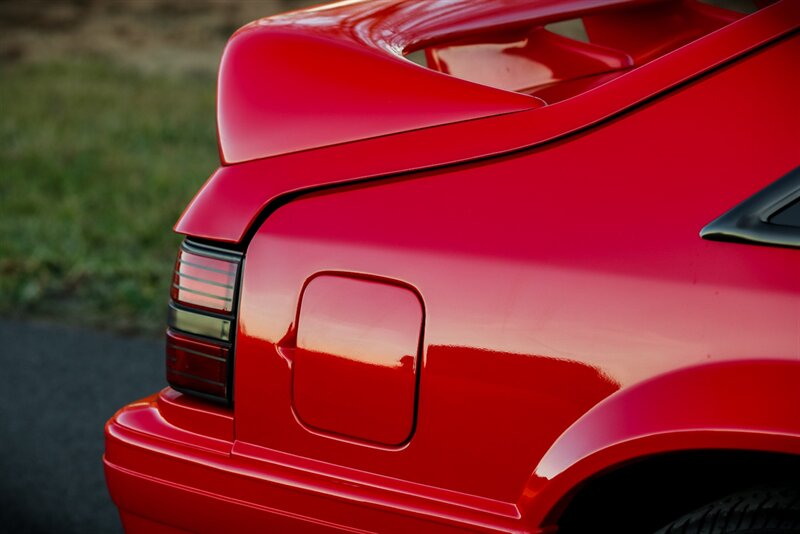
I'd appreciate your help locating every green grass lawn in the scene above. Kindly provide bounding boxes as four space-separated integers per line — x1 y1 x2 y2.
0 59 219 334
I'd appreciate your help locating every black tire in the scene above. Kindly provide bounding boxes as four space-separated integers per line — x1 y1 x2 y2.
655 484 800 533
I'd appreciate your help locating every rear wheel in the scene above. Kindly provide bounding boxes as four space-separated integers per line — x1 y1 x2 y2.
655 484 800 533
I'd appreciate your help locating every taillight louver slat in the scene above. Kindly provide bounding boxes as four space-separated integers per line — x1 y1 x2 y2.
171 247 239 314
166 240 242 404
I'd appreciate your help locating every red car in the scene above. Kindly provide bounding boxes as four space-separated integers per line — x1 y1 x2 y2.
104 0 800 532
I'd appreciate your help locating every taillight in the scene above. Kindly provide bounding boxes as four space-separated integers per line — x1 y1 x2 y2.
166 239 242 404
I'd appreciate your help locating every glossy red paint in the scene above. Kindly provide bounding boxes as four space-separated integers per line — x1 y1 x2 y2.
526 359 800 525
105 1 800 532
293 274 424 446
428 26 634 96
176 0 798 243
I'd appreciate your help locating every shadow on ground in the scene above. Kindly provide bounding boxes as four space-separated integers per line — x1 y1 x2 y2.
0 321 163 533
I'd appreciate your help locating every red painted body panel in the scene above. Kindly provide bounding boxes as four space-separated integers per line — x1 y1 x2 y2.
428 26 634 95
106 0 800 532
293 274 424 446
230 29 799 505
526 359 800 525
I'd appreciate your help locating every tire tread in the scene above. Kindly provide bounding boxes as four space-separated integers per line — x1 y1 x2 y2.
654 485 800 534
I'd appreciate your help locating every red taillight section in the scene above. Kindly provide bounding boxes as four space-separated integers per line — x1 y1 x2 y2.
167 240 242 404
167 329 230 398
166 329 229 398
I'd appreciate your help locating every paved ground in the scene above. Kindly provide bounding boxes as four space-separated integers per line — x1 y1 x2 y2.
0 320 164 533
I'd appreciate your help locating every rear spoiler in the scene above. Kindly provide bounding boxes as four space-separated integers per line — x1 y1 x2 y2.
215 0 569 164
177 0 799 243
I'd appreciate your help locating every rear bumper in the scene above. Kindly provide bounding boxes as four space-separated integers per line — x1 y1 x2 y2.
104 458 368 534
104 392 538 533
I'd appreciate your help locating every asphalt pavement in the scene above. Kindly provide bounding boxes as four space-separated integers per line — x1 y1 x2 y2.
0 319 164 533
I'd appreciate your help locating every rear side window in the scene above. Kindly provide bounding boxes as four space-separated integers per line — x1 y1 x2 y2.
701 166 800 249
769 199 800 228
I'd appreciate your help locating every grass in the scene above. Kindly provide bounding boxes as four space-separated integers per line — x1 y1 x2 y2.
0 59 218 334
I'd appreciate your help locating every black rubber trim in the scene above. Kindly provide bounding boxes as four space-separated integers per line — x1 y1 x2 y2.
700 165 800 249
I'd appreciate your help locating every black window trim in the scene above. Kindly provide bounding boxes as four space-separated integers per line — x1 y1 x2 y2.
700 165 800 249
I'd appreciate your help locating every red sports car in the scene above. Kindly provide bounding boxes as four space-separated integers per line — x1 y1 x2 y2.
104 0 800 532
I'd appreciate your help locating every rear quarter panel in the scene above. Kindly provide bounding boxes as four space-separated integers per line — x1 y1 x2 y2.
233 34 800 511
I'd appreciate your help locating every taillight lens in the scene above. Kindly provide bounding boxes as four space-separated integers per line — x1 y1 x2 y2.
166 330 229 398
166 240 242 404
172 246 237 313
